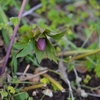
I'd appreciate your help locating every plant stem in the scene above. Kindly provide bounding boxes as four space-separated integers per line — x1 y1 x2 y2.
0 0 27 75
72 49 100 60
21 83 46 92
48 69 61 76
81 85 100 91
58 50 94 56
42 73 65 92
43 49 94 59
22 3 42 17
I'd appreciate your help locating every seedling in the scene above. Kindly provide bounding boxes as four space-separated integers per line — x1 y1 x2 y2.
11 25 66 74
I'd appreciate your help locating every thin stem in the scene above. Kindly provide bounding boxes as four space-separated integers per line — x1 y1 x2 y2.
22 3 42 17
40 95 45 100
81 85 100 91
0 0 27 75
59 61 74 100
20 70 48 81
22 64 30 76
73 67 81 89
86 57 97 66
42 73 65 92
72 49 100 60
48 69 61 76
43 49 94 59
81 32 92 48
87 92 100 98
5 81 39 84
21 83 46 92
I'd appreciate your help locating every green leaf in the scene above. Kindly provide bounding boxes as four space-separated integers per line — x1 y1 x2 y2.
18 25 32 34
28 97 33 100
0 90 8 99
10 17 20 26
16 40 34 58
0 6 12 29
43 29 51 35
27 31 34 38
40 0 47 12
45 38 57 63
46 49 57 63
51 82 60 91
11 52 18 75
83 75 91 84
13 42 28 50
34 43 44 63
21 35 29 42
0 23 4 29
88 42 98 49
48 30 66 41
7 86 15 94
67 4 75 11
95 66 100 78
32 26 41 37
37 19 47 29
32 25 45 41
49 0 56 6
14 92 29 100
2 23 7 29
26 54 40 67
40 78 50 84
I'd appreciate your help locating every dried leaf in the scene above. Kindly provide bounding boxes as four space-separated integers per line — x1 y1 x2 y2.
43 89 53 97
27 68 41 82
80 89 88 97
7 74 12 82
75 66 87 73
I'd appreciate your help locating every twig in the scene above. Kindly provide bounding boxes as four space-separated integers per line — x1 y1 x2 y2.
22 3 42 17
17 64 30 88
20 70 48 81
0 0 27 75
15 65 30 88
21 83 46 92
87 92 100 98
73 67 81 90
58 60 74 100
22 64 30 76
16 72 32 76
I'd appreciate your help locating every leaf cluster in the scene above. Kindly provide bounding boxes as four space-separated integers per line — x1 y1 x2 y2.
12 25 66 70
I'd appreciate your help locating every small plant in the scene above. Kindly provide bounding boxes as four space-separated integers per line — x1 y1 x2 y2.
40 77 61 91
11 25 66 74
0 86 15 100
0 85 33 100
0 0 100 99
83 75 91 84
